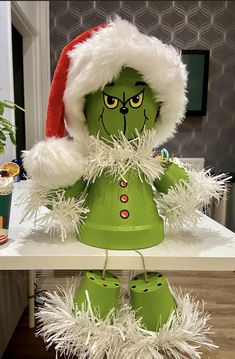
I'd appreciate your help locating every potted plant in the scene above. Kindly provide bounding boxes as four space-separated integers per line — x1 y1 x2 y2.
0 100 24 245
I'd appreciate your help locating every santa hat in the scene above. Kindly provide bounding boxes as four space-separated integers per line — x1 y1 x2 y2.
46 16 187 146
23 17 187 189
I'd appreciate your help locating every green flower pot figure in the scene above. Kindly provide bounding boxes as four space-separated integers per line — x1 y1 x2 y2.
24 18 226 359
76 66 188 250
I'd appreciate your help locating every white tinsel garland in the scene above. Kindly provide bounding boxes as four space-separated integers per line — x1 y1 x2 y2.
36 282 124 359
20 183 89 242
36 283 217 359
156 164 229 229
84 130 164 184
119 288 217 359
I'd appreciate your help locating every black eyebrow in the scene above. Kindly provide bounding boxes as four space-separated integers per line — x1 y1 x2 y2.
105 81 115 87
135 81 147 86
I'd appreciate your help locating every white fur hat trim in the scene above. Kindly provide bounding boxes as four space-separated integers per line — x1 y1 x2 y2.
64 17 188 147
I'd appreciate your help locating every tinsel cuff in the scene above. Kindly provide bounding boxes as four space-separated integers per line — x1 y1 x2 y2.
156 166 229 229
20 183 89 242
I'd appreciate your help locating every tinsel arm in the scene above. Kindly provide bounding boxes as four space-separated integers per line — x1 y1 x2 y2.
21 136 90 240
154 162 188 194
21 179 89 242
155 160 229 229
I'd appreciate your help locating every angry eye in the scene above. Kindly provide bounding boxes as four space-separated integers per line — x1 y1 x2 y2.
103 94 119 109
129 90 144 108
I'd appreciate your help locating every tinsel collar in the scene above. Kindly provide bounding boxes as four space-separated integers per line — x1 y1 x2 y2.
84 130 164 184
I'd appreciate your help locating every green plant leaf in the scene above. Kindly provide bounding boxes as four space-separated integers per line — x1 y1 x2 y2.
0 103 4 116
0 142 4 154
1 127 15 136
9 132 16 145
2 102 15 109
0 99 24 154
3 100 25 112
0 130 6 141
0 117 15 128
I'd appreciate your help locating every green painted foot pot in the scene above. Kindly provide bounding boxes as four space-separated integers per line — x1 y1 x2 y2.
129 272 176 331
74 270 121 319
0 193 12 245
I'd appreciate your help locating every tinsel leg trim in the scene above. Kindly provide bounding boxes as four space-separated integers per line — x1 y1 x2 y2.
119 287 217 359
36 282 217 359
36 281 124 359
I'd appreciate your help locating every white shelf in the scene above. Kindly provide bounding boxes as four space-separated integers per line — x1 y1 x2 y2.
1 181 235 271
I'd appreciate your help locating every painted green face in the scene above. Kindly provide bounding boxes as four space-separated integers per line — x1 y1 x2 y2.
84 67 160 140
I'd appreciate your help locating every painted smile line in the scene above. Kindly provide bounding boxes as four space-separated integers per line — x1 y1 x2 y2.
139 109 149 133
127 109 149 140
98 108 111 137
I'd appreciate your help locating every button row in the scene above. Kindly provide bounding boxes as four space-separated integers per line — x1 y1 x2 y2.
120 180 129 219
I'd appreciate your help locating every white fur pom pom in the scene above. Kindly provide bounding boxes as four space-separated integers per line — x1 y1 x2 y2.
156 165 229 229
23 138 87 189
36 283 216 359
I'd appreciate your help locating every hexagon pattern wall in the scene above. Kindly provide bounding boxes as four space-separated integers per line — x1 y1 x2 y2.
50 1 235 172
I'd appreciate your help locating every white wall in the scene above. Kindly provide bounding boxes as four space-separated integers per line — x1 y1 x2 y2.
0 1 16 163
0 1 49 162
14 1 39 34
11 1 50 150
0 2 50 354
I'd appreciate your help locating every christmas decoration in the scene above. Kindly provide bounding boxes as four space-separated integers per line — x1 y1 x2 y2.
22 17 228 358
36 277 217 359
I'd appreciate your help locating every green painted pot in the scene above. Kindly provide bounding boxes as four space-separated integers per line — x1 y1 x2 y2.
0 192 12 245
129 272 176 331
74 270 121 319
79 171 164 250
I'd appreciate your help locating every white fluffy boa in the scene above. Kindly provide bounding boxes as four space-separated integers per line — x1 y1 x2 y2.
23 130 164 189
22 130 229 240
36 281 217 359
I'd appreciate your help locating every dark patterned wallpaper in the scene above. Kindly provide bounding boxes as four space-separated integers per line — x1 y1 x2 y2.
49 1 235 172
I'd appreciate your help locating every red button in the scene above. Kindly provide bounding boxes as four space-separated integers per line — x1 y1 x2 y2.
120 180 128 188
120 194 128 203
120 210 129 219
